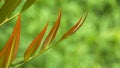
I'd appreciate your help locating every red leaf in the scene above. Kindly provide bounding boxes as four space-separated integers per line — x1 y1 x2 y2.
24 23 48 61
40 9 62 52
0 15 21 68
59 12 88 41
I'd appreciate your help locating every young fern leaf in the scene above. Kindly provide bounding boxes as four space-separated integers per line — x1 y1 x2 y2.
24 23 48 61
0 0 21 23
40 10 62 52
59 12 88 41
0 15 21 68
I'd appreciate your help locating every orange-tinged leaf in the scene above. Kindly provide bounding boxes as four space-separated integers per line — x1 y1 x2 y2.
40 10 62 52
0 15 20 68
59 12 88 41
24 23 48 61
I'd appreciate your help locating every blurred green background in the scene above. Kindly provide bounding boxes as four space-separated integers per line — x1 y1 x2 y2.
0 0 120 68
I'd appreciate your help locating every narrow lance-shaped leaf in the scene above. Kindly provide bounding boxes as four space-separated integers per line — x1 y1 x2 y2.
59 12 88 41
0 15 21 68
24 23 48 61
40 10 62 52
0 0 21 23
21 0 37 12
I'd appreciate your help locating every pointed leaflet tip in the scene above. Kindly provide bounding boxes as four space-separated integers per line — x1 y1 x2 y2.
59 17 83 41
24 23 48 61
0 15 21 68
50 9 62 41
59 11 88 41
40 10 62 52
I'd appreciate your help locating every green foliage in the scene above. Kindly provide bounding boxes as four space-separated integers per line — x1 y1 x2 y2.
0 0 37 25
21 0 37 12
0 0 21 23
0 0 120 68
0 0 87 68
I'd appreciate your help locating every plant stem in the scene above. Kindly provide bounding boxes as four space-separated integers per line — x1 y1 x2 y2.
0 12 20 27
11 41 61 68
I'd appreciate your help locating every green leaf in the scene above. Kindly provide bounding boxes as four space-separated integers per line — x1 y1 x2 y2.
24 23 48 61
0 0 21 24
0 15 21 68
21 0 37 12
